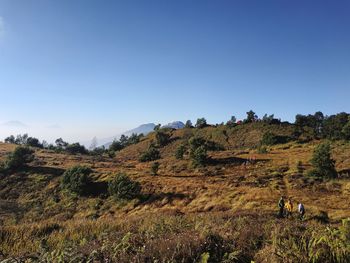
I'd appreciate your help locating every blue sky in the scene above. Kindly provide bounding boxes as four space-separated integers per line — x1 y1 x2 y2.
0 0 349 143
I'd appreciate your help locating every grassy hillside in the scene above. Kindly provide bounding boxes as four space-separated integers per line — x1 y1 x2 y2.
1 123 350 262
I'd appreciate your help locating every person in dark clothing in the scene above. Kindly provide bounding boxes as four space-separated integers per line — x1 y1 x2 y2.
278 196 285 218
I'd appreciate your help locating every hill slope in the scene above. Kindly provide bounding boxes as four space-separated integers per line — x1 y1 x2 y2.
0 123 350 261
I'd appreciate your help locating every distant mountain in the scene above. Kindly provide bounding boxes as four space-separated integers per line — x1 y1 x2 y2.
123 123 156 137
99 123 156 148
87 122 185 148
162 121 185 129
1 121 28 128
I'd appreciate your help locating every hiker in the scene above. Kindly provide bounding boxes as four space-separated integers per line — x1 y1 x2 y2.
278 196 285 218
298 202 305 220
285 198 293 218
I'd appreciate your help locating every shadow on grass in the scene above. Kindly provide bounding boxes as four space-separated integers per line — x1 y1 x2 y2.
86 181 109 198
24 166 65 178
139 191 188 205
208 156 271 166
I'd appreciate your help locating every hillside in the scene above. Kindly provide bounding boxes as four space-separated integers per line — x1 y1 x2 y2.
1 122 350 262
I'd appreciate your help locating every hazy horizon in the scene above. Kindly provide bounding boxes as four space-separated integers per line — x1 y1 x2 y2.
1 0 349 143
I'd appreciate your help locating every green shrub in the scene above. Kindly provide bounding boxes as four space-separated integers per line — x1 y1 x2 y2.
195 118 207 128
155 131 171 147
261 132 278 145
192 145 207 167
139 144 160 162
257 146 268 154
61 166 92 195
175 144 186 159
4 146 35 170
65 143 88 155
151 162 160 176
309 142 337 178
108 173 141 200
342 118 350 140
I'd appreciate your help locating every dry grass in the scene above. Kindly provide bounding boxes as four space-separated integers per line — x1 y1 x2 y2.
0 125 350 260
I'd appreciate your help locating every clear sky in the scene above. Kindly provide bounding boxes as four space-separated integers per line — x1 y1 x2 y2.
0 0 349 143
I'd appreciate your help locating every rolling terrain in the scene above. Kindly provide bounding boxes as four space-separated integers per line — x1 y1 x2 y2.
0 122 350 262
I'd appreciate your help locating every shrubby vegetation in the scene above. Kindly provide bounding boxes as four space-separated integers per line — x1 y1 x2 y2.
1 146 34 171
308 142 337 178
155 130 171 147
226 115 237 128
260 131 290 146
195 118 208 128
61 166 93 196
175 143 187 159
139 143 161 162
185 120 193 128
109 133 144 152
151 161 160 176
244 110 258 123
294 111 350 141
5 134 44 148
108 173 141 200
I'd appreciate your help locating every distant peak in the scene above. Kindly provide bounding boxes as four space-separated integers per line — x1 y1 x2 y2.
2 121 28 127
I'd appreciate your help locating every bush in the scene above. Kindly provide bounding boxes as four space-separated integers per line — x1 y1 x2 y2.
244 110 258 123
309 142 337 178
26 137 43 148
108 173 141 200
61 166 92 195
139 144 160 162
155 131 171 147
151 162 160 176
195 118 207 128
66 143 88 155
3 146 35 170
261 132 278 145
175 144 187 160
261 132 290 146
192 145 207 167
257 145 268 154
185 120 193 128
342 118 350 140
4 135 16 144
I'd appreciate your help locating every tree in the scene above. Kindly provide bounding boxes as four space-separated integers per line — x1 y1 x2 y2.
61 166 92 195
3 146 35 170
66 143 88 155
192 145 207 167
195 118 207 128
151 162 160 176
109 140 124 152
14 134 28 145
188 137 208 166
139 144 161 162
308 142 337 178
185 120 193 128
155 131 170 147
262 114 275 124
108 173 141 200
226 116 237 128
342 118 350 140
4 135 15 144
261 132 278 146
55 138 68 149
175 144 186 160
26 137 43 148
154 124 161 131
119 135 129 146
244 110 258 123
